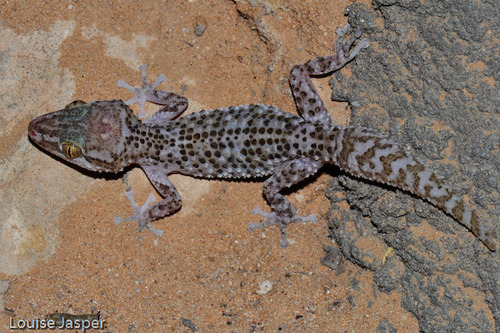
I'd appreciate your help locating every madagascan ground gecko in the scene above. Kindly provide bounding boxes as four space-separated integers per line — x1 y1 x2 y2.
28 24 496 251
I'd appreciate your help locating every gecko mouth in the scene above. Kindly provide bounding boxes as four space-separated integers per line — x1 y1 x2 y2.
28 117 43 142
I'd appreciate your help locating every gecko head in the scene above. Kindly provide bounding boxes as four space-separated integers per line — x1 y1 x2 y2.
29 100 139 173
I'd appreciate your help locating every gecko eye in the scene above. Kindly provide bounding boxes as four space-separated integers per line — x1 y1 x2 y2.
59 132 85 159
61 142 83 159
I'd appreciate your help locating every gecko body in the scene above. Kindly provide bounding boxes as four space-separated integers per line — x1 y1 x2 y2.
28 25 496 251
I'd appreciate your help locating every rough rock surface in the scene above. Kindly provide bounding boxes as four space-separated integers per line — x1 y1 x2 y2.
329 1 499 332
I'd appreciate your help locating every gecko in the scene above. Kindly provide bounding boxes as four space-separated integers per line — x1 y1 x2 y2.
28 24 496 251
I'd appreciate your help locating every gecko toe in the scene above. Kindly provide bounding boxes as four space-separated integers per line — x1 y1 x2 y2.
291 213 317 224
249 206 317 247
115 191 164 237
146 225 164 237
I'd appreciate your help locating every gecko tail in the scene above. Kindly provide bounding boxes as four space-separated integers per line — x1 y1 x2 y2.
404 166 496 252
437 195 496 251
331 126 496 251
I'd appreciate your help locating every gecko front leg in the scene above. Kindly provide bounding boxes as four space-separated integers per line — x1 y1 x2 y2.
115 165 182 237
114 66 187 237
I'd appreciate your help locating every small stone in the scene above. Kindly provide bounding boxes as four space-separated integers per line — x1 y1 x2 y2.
256 280 273 295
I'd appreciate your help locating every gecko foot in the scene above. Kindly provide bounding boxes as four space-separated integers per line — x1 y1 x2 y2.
249 206 317 248
335 23 369 64
117 65 168 119
115 190 164 237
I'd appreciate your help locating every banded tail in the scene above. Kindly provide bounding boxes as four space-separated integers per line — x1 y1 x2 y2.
329 126 496 251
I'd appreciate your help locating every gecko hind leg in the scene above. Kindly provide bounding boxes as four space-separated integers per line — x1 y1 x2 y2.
249 158 323 248
289 23 368 125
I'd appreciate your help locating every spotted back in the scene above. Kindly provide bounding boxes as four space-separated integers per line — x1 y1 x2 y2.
133 104 340 178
